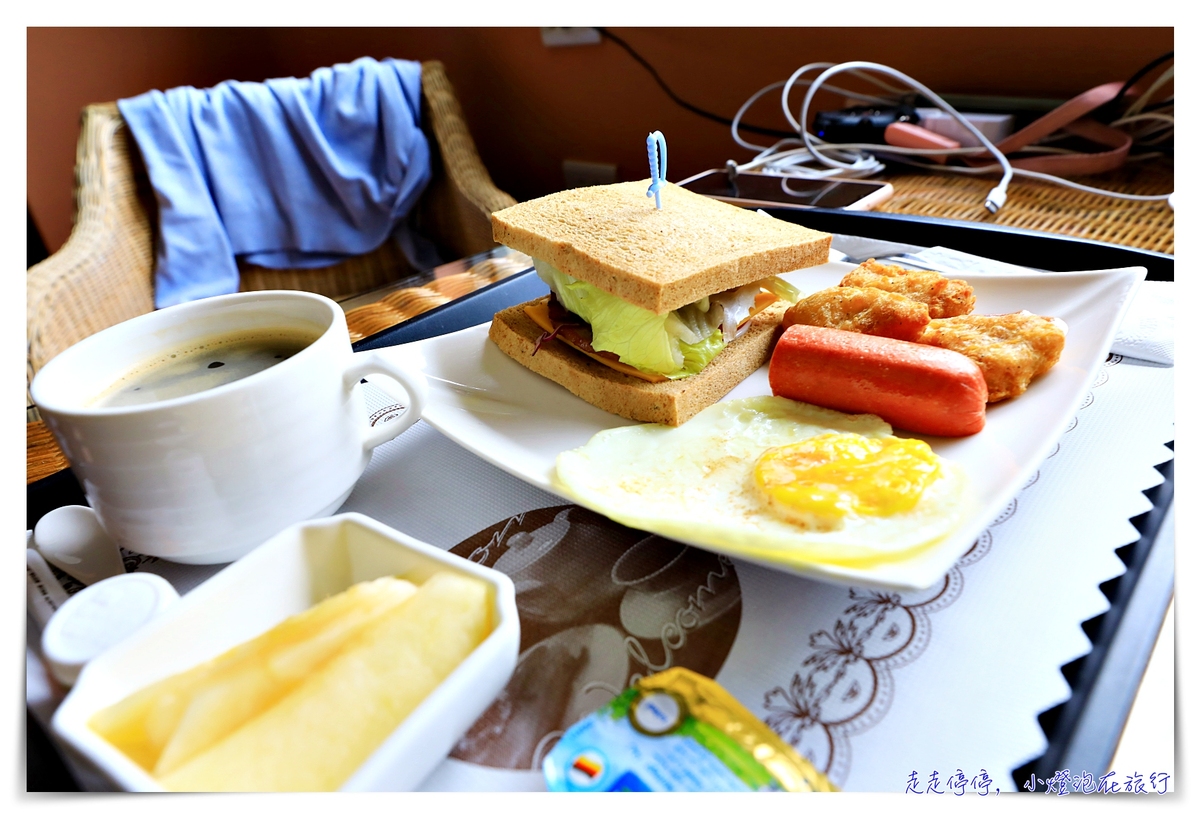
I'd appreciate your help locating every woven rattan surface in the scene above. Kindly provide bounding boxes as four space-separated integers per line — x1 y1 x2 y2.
237 235 416 299
880 162 1174 255
26 103 155 402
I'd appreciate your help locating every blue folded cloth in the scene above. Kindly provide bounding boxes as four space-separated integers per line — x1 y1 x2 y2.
118 57 432 308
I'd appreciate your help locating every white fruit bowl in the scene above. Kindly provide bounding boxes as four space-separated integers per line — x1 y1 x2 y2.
51 512 520 791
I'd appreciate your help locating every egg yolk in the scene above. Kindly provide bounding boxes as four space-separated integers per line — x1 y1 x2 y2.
753 433 941 530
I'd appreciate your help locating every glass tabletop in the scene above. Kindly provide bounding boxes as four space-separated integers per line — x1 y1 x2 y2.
338 246 532 343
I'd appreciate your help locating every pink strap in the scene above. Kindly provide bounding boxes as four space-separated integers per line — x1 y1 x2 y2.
963 81 1133 175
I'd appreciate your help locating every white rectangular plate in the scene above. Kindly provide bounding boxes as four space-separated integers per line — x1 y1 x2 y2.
377 263 1146 590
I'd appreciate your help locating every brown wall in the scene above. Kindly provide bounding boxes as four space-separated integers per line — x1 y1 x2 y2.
28 27 1173 254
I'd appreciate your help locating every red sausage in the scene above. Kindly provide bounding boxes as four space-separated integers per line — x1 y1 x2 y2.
769 324 988 437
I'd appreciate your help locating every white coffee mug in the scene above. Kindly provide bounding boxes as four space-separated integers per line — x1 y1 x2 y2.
31 291 426 564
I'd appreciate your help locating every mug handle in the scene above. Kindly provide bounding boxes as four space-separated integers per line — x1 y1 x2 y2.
342 351 428 452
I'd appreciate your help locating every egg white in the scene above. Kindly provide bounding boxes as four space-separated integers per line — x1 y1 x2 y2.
554 396 972 569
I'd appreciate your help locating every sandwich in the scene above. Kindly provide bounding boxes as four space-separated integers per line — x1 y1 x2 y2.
488 180 833 425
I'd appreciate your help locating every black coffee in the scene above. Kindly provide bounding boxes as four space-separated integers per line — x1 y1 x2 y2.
90 328 320 408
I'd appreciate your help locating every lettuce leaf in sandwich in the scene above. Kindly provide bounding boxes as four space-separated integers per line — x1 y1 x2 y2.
533 259 800 380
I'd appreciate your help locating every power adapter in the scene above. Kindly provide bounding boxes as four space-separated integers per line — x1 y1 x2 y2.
914 108 1014 148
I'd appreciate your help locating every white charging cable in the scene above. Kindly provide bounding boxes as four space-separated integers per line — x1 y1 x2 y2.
724 60 1173 212
792 61 1013 212
726 67 898 181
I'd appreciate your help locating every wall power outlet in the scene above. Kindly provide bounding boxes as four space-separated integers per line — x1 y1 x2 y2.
541 28 602 47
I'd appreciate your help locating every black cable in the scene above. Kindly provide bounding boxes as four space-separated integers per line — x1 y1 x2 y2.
1097 50 1173 122
596 28 799 139
1139 99 1174 114
599 32 1173 167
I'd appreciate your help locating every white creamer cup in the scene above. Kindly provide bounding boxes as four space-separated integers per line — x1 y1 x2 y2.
30 291 426 564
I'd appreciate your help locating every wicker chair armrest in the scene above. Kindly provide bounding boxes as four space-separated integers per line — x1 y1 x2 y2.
418 61 516 257
421 60 516 214
27 103 155 397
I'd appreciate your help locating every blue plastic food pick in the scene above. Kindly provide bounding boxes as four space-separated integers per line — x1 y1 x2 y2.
646 131 667 209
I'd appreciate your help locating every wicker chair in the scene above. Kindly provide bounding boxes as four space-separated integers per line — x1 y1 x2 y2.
26 60 516 397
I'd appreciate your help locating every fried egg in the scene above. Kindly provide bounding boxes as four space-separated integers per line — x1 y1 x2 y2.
554 396 970 569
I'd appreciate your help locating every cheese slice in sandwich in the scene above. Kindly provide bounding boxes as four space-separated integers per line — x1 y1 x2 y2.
489 180 833 425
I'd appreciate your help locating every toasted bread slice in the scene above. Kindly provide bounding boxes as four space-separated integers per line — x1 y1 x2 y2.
489 299 788 426
492 181 831 314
